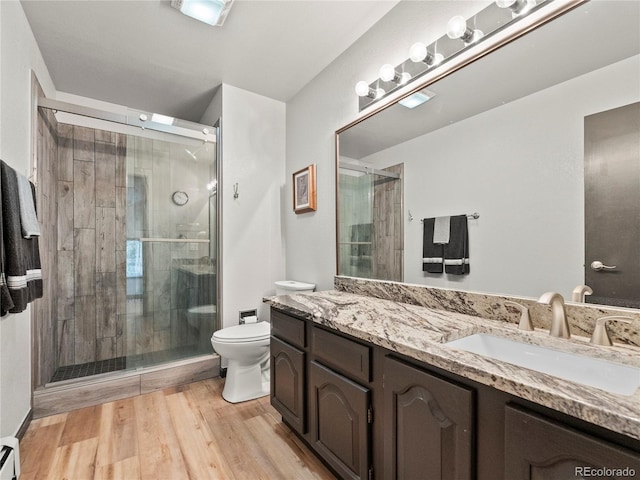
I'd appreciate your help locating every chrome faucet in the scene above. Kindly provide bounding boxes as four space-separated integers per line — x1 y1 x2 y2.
537 292 570 338
571 284 593 303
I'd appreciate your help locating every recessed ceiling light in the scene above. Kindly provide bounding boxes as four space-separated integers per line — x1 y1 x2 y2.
151 113 175 125
398 90 437 109
170 0 235 27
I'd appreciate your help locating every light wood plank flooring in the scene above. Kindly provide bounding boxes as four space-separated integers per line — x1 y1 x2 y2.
20 378 336 479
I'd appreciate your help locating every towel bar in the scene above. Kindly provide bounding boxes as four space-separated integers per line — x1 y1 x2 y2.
419 212 479 222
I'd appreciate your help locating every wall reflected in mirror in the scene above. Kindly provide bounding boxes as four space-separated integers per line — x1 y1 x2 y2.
336 0 640 308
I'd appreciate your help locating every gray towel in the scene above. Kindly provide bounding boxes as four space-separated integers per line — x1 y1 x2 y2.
433 216 450 244
1 160 43 315
17 172 40 238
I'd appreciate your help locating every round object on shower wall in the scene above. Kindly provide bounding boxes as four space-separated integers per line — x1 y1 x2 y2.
172 190 189 206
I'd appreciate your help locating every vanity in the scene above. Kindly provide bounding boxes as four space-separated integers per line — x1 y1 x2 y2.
267 281 640 480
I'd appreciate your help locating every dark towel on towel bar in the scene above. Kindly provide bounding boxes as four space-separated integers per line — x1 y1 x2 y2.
1 160 43 316
444 214 470 275
422 218 444 273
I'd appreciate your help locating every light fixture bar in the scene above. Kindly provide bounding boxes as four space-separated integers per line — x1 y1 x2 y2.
356 0 550 112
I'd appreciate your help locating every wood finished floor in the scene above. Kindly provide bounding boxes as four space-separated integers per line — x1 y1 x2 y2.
20 378 336 480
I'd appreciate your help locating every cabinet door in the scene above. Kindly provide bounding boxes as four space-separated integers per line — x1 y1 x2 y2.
270 336 306 434
309 361 371 480
384 356 474 480
505 405 640 480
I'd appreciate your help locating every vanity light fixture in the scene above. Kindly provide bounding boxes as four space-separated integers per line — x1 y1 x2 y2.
496 0 537 16
379 64 412 85
398 90 437 109
170 0 234 27
409 42 445 66
354 0 547 110
447 15 484 44
355 81 385 99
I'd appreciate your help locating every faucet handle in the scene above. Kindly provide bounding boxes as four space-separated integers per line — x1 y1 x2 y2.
590 316 634 347
504 301 533 331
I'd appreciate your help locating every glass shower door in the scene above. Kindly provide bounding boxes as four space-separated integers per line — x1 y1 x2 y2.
125 135 218 367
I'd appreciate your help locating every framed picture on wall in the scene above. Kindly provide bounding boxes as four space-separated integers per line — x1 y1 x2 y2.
292 164 317 214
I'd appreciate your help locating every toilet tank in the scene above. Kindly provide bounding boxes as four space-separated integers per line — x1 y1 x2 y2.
275 280 316 296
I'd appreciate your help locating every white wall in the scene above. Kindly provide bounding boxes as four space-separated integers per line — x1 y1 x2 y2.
202 85 286 327
0 0 55 437
361 56 639 300
285 1 490 291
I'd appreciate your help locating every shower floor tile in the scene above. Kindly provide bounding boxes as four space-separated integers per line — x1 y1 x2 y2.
50 345 208 383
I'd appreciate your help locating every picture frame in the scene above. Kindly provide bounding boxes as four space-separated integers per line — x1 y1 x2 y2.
292 164 317 214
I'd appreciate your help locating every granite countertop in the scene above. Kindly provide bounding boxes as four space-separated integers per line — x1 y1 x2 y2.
265 290 640 441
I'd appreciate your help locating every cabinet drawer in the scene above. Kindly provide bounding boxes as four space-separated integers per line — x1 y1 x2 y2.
311 326 371 384
271 309 306 349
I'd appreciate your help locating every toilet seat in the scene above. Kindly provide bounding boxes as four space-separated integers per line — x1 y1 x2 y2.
212 322 270 343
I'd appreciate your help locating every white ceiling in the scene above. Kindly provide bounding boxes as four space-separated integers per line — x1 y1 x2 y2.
20 0 399 122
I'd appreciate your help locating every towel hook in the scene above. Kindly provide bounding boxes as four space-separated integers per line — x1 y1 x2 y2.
233 182 239 199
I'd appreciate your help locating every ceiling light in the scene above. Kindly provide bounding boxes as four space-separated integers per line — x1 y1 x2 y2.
151 113 174 125
398 90 437 109
447 16 484 44
170 0 234 27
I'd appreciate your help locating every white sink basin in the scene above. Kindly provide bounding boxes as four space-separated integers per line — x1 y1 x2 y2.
447 333 640 396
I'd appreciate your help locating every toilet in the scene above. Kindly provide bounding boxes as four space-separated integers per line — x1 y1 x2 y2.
210 280 315 403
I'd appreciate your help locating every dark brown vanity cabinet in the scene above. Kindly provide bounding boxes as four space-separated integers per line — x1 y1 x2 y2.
269 308 640 480
309 361 371 480
384 356 474 480
505 406 640 480
270 310 307 435
270 336 306 434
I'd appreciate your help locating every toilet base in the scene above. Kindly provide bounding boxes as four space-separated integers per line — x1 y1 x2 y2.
221 359 270 403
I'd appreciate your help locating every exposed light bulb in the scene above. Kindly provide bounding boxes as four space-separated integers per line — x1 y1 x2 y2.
409 42 427 63
355 81 385 100
399 72 411 85
447 15 483 44
496 0 536 16
447 16 468 39
379 64 396 82
409 42 444 67
355 81 371 97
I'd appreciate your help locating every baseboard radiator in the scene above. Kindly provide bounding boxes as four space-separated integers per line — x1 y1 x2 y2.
0 437 20 480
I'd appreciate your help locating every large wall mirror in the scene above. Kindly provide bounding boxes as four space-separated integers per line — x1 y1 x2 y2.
336 0 640 308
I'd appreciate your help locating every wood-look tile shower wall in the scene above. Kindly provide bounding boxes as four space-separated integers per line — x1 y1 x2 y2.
33 83 59 388
56 125 128 366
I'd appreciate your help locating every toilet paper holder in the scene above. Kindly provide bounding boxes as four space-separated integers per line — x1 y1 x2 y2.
239 309 258 324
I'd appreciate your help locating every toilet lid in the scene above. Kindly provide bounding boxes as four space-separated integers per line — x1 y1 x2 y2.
212 322 270 342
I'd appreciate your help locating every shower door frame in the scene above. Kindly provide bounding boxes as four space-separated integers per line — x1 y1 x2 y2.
30 92 223 416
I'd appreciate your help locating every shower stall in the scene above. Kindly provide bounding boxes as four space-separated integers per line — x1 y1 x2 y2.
337 162 404 281
33 97 220 391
